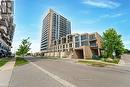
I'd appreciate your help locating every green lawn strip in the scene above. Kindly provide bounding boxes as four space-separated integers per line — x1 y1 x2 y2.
78 60 115 67
15 57 29 66
0 57 11 67
40 56 60 60
103 58 120 64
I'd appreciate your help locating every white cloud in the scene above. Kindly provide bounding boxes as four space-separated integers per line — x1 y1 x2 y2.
101 13 123 18
83 0 120 9
124 41 130 45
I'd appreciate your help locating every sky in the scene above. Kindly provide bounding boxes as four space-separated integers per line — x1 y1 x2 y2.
12 0 130 53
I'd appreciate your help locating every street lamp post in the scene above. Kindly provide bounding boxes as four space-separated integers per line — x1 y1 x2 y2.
113 51 116 59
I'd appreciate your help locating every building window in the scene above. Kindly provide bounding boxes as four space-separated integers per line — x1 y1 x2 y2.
89 35 96 40
66 44 68 48
75 42 79 48
81 35 87 40
90 41 97 47
75 36 79 42
63 45 65 48
69 43 72 47
58 40 61 44
81 41 88 46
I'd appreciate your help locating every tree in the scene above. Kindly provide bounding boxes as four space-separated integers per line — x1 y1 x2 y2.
16 37 31 57
102 28 124 58
124 49 129 54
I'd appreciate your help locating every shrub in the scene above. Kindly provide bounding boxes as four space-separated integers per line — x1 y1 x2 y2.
103 58 120 64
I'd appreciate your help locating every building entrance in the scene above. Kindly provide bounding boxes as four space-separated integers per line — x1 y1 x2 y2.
75 49 84 59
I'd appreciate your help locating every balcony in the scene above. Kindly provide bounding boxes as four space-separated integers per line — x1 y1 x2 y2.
58 39 61 44
0 19 8 34
75 42 80 48
0 26 8 34
67 35 73 43
7 40 12 46
2 33 10 40
81 35 88 41
89 38 96 41
53 40 57 45
61 37 66 44
81 41 88 46
89 34 96 41
90 43 97 47
75 36 79 42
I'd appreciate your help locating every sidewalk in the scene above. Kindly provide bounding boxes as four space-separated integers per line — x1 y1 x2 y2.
0 60 15 87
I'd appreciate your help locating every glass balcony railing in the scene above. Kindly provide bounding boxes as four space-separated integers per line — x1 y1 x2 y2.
90 44 97 47
81 38 88 41
89 37 96 41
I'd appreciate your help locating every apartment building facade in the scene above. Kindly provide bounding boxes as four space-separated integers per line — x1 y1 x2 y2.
41 9 102 59
44 32 102 59
0 0 15 56
40 9 71 52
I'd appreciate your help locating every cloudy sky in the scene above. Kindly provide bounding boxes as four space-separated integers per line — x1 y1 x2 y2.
12 0 130 53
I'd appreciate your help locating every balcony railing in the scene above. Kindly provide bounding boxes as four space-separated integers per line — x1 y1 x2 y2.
90 44 97 47
0 19 8 34
0 26 7 34
89 37 96 41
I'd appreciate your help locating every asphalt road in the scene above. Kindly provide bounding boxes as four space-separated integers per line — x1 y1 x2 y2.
9 57 130 87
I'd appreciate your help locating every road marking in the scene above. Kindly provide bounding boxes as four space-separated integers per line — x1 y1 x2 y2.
30 62 77 87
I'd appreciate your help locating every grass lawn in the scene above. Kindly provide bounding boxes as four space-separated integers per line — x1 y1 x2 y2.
78 60 114 67
15 57 29 66
0 58 11 67
41 56 60 60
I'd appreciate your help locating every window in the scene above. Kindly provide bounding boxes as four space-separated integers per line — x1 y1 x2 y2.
63 45 65 48
69 43 72 47
90 41 97 47
81 35 87 40
66 44 68 48
81 41 88 46
75 36 79 41
75 42 79 48
89 35 96 40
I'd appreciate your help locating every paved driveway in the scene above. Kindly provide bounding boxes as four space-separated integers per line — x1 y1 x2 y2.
116 54 130 71
121 54 130 64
